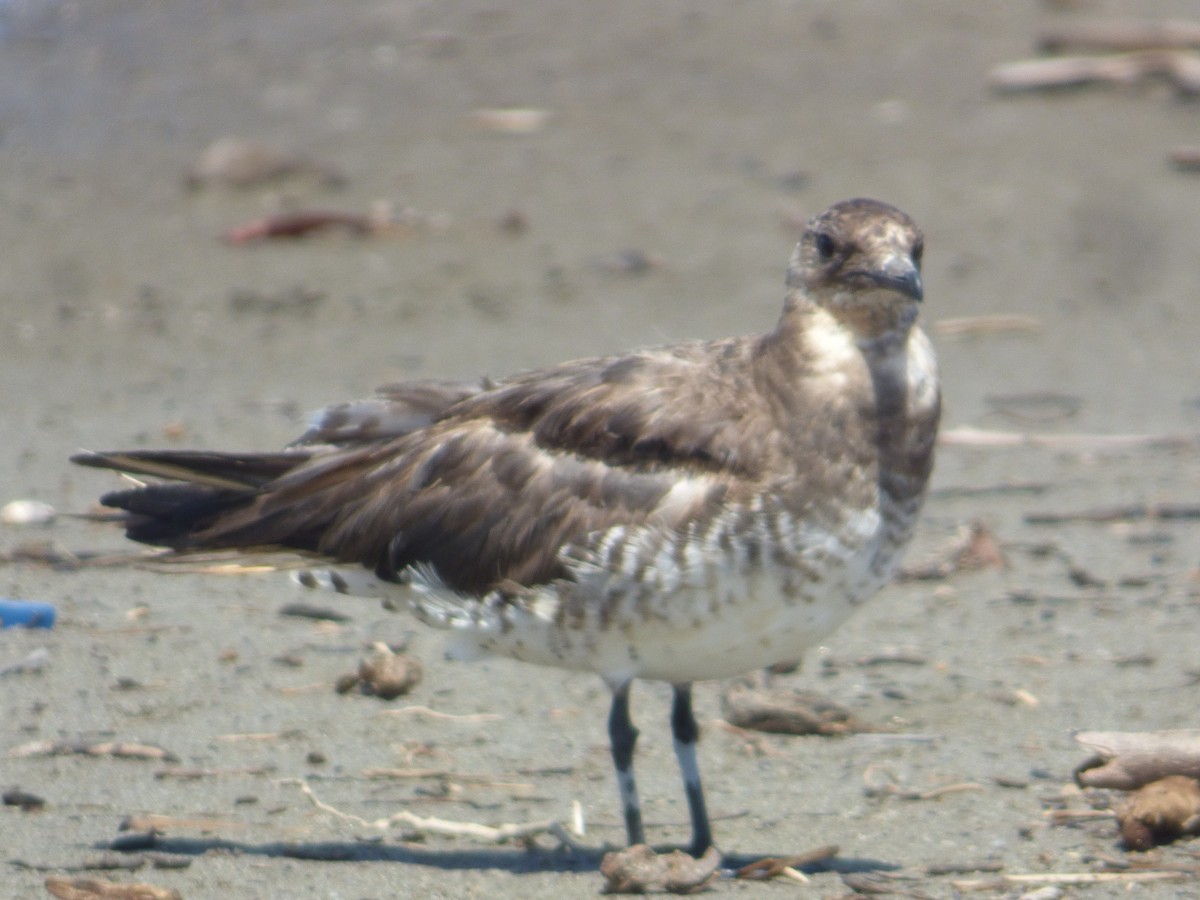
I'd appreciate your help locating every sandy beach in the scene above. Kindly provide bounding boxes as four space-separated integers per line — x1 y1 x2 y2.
3 1 1200 896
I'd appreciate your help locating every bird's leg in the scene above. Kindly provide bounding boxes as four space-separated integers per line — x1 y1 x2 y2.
608 680 645 846
671 682 713 856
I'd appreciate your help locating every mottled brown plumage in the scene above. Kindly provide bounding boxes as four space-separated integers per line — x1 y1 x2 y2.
73 197 939 856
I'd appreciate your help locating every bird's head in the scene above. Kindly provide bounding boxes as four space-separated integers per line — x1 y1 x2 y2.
787 198 925 341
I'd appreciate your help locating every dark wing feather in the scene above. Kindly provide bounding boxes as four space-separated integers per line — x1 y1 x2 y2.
98 483 251 545
463 337 774 475
291 378 493 446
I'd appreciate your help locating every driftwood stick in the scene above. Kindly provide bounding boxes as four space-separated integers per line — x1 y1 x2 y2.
989 50 1200 94
287 778 583 848
1075 730 1200 789
7 740 176 762
1039 19 1200 53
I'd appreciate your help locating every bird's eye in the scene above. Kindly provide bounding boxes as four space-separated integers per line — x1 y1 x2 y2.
815 232 837 260
911 239 924 265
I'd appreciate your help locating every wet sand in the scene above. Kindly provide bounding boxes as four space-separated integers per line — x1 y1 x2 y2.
3 1 1200 896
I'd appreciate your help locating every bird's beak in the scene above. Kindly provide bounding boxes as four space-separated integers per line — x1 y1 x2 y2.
874 256 924 302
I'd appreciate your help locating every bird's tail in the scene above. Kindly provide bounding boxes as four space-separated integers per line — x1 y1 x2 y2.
71 449 313 549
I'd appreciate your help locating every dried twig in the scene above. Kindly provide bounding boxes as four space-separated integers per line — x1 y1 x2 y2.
985 391 1082 423
1045 807 1117 825
153 765 274 780
7 741 176 762
215 730 301 743
940 426 1200 452
735 844 838 881
44 876 182 900
951 870 1189 891
923 860 1004 876
863 765 985 801
119 814 244 833
932 315 1041 337
1026 503 1200 525
287 778 583 847
855 647 928 667
223 204 447 244
362 768 534 792
929 480 1049 500
14 855 141 873
378 705 501 722
223 210 374 243
0 540 153 570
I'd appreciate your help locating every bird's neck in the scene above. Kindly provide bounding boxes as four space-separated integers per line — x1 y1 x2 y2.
761 293 940 504
771 293 914 365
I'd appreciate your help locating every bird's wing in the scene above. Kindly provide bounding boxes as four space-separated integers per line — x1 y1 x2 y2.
117 340 773 595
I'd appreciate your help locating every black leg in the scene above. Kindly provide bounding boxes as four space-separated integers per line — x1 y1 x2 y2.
671 683 712 855
608 680 645 846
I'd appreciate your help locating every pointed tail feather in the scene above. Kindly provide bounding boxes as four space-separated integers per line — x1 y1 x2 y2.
71 449 309 490
71 449 316 550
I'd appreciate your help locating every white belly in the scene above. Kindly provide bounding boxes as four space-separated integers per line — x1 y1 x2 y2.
415 504 904 685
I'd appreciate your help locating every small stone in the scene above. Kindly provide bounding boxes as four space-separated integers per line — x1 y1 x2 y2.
358 646 422 700
2 787 46 810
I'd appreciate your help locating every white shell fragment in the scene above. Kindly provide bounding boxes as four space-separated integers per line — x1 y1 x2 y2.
1 499 56 526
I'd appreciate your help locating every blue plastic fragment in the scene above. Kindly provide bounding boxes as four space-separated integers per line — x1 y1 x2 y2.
0 599 57 629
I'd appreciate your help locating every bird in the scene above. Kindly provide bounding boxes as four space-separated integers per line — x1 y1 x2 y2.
72 197 939 857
